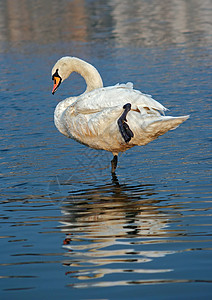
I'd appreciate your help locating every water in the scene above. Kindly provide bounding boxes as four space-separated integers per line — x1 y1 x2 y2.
0 0 212 299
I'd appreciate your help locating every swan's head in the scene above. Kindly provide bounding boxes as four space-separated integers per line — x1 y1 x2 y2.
51 57 74 95
51 56 103 95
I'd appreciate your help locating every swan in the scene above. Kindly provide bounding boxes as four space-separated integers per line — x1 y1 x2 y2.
51 56 189 173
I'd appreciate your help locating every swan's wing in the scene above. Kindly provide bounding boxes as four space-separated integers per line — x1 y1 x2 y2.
71 83 167 115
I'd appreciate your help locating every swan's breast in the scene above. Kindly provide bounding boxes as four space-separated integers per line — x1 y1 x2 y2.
54 97 77 137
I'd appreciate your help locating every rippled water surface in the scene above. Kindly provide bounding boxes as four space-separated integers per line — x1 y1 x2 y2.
0 0 212 299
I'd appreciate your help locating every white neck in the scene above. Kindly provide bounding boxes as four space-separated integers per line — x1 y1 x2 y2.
71 57 103 93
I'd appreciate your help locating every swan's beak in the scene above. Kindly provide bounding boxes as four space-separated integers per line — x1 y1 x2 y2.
52 76 61 95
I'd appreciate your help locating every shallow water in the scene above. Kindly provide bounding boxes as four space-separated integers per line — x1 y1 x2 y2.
0 0 212 299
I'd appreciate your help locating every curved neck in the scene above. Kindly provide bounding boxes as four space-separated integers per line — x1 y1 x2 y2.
66 57 103 93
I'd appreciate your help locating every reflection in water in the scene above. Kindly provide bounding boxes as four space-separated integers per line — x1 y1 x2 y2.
60 175 177 288
0 0 211 49
111 0 212 48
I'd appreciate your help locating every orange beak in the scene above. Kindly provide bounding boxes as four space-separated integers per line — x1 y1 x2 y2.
52 76 61 95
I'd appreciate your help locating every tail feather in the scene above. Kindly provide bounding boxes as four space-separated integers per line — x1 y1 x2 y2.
146 115 189 136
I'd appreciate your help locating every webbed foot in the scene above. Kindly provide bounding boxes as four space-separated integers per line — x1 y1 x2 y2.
118 103 134 143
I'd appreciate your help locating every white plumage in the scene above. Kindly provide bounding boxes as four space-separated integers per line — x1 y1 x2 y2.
51 56 189 172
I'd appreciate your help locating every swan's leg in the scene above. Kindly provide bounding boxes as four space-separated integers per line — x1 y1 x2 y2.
118 103 134 143
111 155 118 173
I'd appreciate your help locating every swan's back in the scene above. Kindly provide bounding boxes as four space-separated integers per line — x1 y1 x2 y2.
73 83 167 115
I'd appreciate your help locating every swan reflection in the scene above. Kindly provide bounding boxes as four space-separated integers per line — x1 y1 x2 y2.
59 176 176 288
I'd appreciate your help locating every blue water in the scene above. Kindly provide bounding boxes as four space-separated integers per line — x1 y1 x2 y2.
0 0 212 299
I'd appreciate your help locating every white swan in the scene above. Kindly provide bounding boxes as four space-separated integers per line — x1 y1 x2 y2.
51 56 189 173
